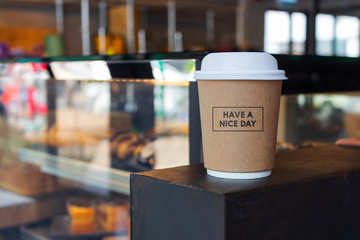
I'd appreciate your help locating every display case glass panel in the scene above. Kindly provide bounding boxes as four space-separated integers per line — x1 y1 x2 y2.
0 53 204 195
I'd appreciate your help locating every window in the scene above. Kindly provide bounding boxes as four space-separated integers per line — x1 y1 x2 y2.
264 10 307 55
316 14 360 57
291 12 307 54
335 16 359 57
316 14 335 56
264 10 290 54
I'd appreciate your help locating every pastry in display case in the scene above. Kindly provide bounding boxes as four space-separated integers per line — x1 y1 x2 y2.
66 198 96 234
46 196 130 239
97 199 130 232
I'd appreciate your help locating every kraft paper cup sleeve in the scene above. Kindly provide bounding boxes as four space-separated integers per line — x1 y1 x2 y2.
198 80 282 173
195 52 286 179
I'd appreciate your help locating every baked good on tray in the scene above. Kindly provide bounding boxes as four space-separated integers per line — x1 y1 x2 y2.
97 202 129 232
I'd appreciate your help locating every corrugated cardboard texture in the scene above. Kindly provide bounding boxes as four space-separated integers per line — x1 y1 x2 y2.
198 80 282 172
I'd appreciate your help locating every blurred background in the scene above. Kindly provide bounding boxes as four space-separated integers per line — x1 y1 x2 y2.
2 1 360 240
0 0 358 57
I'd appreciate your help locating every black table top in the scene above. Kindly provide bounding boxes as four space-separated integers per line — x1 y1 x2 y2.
133 145 360 196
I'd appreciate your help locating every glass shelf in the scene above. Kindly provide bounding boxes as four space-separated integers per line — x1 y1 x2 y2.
18 147 131 195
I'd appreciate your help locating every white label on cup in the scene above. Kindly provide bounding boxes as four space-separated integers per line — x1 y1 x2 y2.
212 107 264 132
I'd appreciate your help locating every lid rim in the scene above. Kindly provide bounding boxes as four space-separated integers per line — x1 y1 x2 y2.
195 70 288 80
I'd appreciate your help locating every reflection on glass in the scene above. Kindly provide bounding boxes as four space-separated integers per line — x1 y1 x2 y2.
150 60 195 82
0 63 49 134
50 61 112 81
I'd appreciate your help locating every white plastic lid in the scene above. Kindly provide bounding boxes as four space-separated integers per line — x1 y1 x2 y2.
195 52 287 80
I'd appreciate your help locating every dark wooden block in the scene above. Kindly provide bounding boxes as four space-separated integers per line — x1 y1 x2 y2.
131 146 360 240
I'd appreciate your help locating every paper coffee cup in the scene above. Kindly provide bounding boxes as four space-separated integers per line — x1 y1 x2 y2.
195 52 287 179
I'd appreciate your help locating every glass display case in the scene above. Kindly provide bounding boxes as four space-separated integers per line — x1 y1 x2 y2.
1 53 360 239
277 55 360 148
0 52 207 194
0 52 206 239
284 92 360 145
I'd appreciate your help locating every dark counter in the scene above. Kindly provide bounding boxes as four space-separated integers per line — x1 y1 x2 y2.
131 145 360 240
